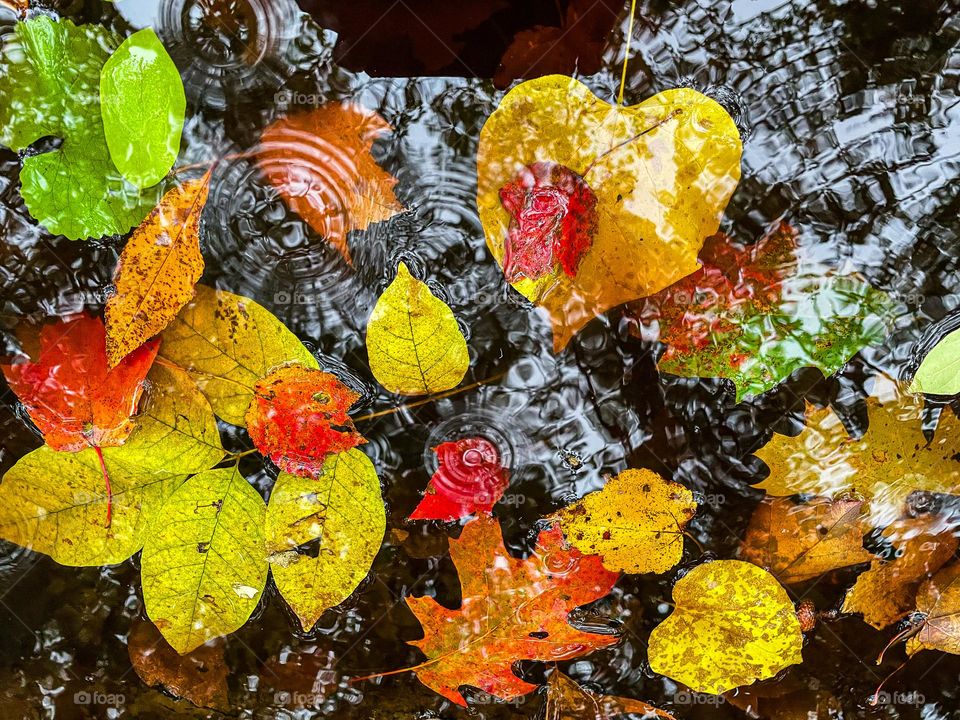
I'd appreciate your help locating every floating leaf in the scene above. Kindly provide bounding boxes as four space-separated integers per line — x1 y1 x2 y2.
408 437 509 521
366 262 469 395
648 560 803 694
142 466 267 654
477 75 742 351
266 449 386 631
548 468 696 574
100 28 185 188
0 17 159 238
402 514 619 705
245 364 364 477
544 671 675 720
106 175 210 366
910 327 960 395
257 102 404 264
739 497 873 584
906 562 960 656
159 284 318 425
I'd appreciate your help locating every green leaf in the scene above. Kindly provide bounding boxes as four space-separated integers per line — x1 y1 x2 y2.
159 284 319 425
100 28 185 188
266 449 386 631
142 467 267 654
0 362 224 566
0 17 160 239
910 327 960 396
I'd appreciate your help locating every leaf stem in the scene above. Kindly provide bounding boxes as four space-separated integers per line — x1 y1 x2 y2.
93 445 112 529
617 0 639 106
224 448 259 462
351 371 508 423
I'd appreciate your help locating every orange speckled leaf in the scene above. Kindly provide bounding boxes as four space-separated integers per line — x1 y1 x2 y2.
1 313 159 451
245 363 365 477
404 514 619 706
258 102 404 264
105 174 210 367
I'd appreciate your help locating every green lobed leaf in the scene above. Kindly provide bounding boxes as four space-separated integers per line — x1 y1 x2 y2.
910 327 960 396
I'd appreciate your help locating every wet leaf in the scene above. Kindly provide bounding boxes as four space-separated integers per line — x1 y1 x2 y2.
739 497 873 584
477 75 742 351
366 262 469 395
843 520 958 629
910 327 960 395
142 466 268 654
258 102 404 264
906 562 960 656
544 671 675 720
105 175 210 366
404 514 619 705
548 468 696 575
100 28 185 188
647 560 804 694
1 313 158 452
408 437 509 521
158 284 318 425
0 17 159 238
0 362 224 565
266 449 386 631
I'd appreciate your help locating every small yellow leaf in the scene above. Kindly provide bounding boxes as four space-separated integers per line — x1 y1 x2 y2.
548 468 696 574
365 262 469 395
266 449 386 631
648 560 803 694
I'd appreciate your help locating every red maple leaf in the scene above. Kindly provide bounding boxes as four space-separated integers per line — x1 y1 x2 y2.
408 437 509 521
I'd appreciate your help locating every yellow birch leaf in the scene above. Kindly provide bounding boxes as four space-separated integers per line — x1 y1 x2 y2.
266 448 386 631
648 560 803 694
142 466 267 654
906 562 960 656
365 262 469 395
548 468 696 574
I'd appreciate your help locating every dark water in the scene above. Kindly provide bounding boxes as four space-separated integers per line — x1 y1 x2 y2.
2 0 960 717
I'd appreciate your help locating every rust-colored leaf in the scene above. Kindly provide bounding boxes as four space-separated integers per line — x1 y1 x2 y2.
544 671 675 720
408 437 509 521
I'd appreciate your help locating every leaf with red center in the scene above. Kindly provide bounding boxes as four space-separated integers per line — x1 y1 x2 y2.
245 363 365 477
498 161 597 284
408 437 509 521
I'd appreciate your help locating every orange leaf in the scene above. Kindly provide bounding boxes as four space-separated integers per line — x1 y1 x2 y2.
545 671 675 720
404 514 619 706
257 102 404 264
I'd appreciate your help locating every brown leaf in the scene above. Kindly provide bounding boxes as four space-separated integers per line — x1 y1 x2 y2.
545 671 675 720
906 561 960 655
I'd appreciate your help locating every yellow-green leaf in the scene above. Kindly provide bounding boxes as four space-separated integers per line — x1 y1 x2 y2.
548 468 696 574
266 449 386 631
142 467 267 654
365 262 469 395
648 560 803 694
159 284 318 425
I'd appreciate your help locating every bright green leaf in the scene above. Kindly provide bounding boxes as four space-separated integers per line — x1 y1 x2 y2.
910 328 960 396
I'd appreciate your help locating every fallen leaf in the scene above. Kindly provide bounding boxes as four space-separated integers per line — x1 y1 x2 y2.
159 284 318 425
245 364 365 477
142 466 267 654
739 496 873 584
548 468 696 575
544 671 675 720
408 437 509 521
403 514 619 705
266 449 386 631
910 326 960 395
906 562 960 656
477 75 742 351
106 174 210 366
366 262 469 395
258 102 404 264
843 519 958 629
647 560 804 694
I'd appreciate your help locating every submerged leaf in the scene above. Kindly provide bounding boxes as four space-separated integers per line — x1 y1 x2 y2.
544 671 675 720
906 562 960 656
910 327 960 395
409 437 509 521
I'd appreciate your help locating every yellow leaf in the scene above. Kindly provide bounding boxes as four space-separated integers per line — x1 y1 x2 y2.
648 560 803 694
159 284 318 424
365 262 469 395
142 466 268 654
477 75 742 351
906 562 960 656
548 468 696 574
105 175 209 366
266 449 386 631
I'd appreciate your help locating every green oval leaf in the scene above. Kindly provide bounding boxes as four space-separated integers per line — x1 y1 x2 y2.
910 327 960 396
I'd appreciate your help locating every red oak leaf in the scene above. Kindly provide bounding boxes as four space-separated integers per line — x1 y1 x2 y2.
244 363 365 477
408 437 509 521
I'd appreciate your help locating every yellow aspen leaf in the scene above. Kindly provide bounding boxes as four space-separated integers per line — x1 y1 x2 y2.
906 562 960 656
266 449 386 631
142 466 268 654
739 497 873 584
648 560 803 694
477 75 742 351
365 262 469 395
159 284 318 425
548 468 696 574
105 174 210 366
545 671 676 720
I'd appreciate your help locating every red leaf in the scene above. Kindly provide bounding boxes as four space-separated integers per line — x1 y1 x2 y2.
408 437 509 521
